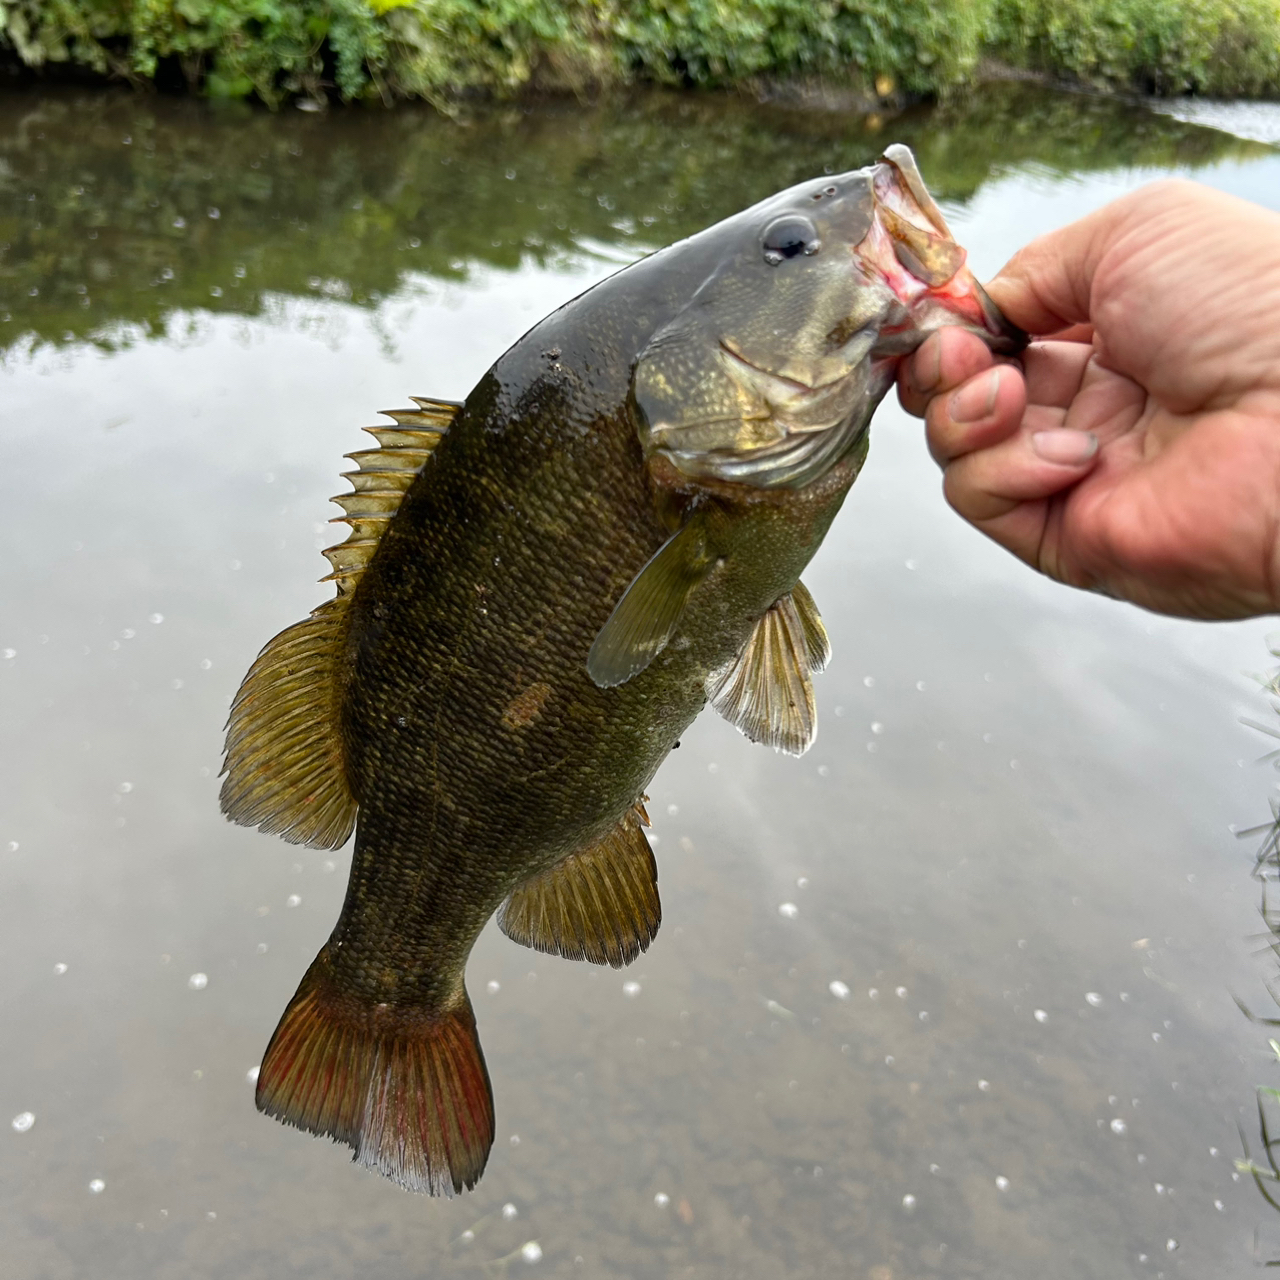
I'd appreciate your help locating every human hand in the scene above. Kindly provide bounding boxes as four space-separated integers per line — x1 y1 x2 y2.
898 180 1280 620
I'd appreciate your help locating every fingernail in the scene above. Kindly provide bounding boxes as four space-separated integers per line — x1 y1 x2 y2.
948 369 999 423
1030 429 1099 466
908 334 942 395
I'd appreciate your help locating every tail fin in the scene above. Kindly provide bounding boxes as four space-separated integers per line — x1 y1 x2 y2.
255 955 494 1196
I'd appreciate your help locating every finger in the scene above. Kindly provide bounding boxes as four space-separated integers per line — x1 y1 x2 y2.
924 363 1027 467
942 423 1100 525
898 327 1000 418
1021 340 1094 412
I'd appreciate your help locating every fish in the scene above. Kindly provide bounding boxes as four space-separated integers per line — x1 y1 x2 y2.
220 144 1024 1196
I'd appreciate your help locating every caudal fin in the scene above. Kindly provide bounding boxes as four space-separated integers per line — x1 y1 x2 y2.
255 956 494 1195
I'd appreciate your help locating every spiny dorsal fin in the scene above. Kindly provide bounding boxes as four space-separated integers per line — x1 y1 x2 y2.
220 398 461 849
497 802 659 968
706 586 821 757
586 515 716 688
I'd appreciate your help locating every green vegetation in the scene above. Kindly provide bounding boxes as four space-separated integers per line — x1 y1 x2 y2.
3 0 1278 108
989 0 1280 98
1 82 1264 355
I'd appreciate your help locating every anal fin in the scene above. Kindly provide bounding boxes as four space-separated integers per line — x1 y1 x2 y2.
497 803 659 968
707 585 826 757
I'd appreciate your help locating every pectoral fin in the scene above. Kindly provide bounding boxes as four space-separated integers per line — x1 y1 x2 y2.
497 803 659 969
707 588 822 757
587 517 715 688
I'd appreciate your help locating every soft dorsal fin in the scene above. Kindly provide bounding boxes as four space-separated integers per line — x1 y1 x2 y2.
587 516 716 688
220 397 461 849
706 585 825 757
496 802 659 968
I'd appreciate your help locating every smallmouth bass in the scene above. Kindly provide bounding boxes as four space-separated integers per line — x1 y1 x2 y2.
221 145 1023 1195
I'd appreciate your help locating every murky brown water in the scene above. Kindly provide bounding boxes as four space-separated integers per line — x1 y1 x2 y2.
5 83 1280 1279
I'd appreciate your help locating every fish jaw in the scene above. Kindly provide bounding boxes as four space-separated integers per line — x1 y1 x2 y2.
859 146 1027 360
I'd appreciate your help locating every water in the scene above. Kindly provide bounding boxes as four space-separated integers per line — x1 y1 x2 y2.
3 81 1280 1278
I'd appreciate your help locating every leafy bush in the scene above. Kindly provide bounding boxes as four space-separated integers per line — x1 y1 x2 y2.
990 0 1280 97
0 0 1277 108
0 0 991 106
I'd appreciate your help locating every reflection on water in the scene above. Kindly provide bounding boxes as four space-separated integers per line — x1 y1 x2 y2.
0 82 1266 355
4 83 1280 1279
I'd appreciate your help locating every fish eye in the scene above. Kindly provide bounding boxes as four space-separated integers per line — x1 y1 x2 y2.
762 215 820 265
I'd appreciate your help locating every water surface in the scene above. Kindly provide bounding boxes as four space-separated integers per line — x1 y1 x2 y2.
4 83 1280 1279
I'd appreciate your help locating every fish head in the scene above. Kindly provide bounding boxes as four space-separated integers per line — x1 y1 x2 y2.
633 144 1026 489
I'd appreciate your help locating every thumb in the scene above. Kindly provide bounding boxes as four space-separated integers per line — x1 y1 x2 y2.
982 189 1142 336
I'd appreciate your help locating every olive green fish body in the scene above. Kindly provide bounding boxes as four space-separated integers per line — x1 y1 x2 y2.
331 274 864 1006
221 144 1024 1196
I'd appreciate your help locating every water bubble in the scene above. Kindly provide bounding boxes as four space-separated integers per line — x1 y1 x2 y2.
1085 992 1103 1007
829 981 850 1000
246 1066 259 1084
408 237 421 249
11 1112 34 1133
902 1194 916 1209
188 973 208 990
510 1134 520 1146
118 782 133 794
1151 1031 1161 1042
978 1079 990 1092
460 1229 475 1243
895 986 908 999
1166 1239 1178 1252
487 980 501 994
1034 1009 1048 1023
88 1179 105 1194
778 902 798 919
6 842 16 852
521 1242 542 1263
286 894 301 908
868 988 879 1000
1210 1147 1219 1157
173 217 186 229
502 1202 518 1220
870 722 884 735
918 1010 929 1021
171 679 184 690
1111 1118 1127 1135
208 207 220 219
207 1211 217 1220
53 963 67 975
667 803 679 816
796 877 809 888
654 1192 669 1206
863 676 874 687
1214 1199 1224 1210
1154 1182 1165 1195
622 981 641 998
995 1176 1009 1191
149 613 164 624
200 659 212 670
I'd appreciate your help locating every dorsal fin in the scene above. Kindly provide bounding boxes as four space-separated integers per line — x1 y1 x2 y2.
705 584 825 758
496 802 659 968
220 398 462 848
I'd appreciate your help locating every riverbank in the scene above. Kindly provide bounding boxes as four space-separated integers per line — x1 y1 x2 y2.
2 0 1278 110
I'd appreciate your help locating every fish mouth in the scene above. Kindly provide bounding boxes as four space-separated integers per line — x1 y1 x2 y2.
858 145 1027 357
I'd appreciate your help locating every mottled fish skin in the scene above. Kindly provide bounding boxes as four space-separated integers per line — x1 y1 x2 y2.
225 146 1024 1195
